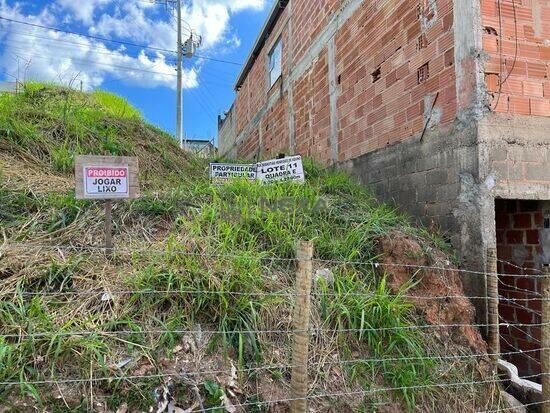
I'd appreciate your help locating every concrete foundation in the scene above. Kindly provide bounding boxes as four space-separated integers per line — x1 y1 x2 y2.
340 113 550 324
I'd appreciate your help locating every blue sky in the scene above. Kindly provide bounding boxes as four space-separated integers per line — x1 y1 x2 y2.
0 0 272 142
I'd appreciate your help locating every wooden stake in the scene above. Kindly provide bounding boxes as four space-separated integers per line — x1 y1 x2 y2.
542 265 550 413
486 248 499 367
104 200 113 256
290 240 313 413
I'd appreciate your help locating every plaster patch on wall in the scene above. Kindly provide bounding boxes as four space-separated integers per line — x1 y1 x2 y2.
485 175 496 191
419 0 438 32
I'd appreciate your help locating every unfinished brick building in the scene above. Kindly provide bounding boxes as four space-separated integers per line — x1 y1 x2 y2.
218 0 550 378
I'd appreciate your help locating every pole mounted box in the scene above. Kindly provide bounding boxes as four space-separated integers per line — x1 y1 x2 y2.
75 155 140 200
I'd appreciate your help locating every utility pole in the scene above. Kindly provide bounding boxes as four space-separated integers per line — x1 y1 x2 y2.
161 0 200 149
180 31 201 149
176 0 183 149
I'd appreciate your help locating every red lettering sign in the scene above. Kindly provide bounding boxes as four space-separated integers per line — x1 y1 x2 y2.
86 167 127 178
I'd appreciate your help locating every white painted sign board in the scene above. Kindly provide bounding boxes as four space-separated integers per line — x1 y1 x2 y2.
84 166 129 197
209 163 257 182
256 155 305 183
75 155 139 200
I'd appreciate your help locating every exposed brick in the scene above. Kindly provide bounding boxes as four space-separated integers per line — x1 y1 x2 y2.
526 230 540 245
506 230 524 244
509 96 531 115
486 73 499 93
513 213 532 229
496 211 509 229
531 99 550 116
523 80 544 97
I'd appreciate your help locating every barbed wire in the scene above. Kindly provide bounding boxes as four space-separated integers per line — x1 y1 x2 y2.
500 315 541 345
498 278 542 296
188 373 549 413
0 287 547 303
499 296 542 318
1 347 543 387
496 256 543 274
499 333 541 367
2 321 549 340
1 362 547 412
2 242 549 279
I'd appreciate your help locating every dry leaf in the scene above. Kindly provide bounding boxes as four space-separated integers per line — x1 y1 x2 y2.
221 394 236 413
116 403 128 413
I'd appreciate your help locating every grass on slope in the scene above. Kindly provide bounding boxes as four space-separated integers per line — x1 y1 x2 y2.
0 82 201 188
0 84 495 412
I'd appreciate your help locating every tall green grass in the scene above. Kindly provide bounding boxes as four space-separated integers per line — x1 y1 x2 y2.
92 91 141 120
0 85 455 410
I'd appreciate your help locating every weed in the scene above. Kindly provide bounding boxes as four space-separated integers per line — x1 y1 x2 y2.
318 272 432 410
203 380 225 411
93 91 141 120
51 143 74 173
0 84 477 411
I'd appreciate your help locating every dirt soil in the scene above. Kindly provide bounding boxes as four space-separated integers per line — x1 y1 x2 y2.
378 230 488 352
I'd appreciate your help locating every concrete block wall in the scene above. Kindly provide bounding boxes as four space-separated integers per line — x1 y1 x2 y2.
340 122 473 235
218 107 236 158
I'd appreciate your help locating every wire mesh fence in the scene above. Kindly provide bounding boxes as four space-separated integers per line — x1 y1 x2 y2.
1 241 549 412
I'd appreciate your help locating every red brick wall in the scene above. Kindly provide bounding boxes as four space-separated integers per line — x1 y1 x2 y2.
482 0 550 116
294 52 332 164
335 0 456 161
227 0 458 162
496 199 544 379
292 0 340 63
263 90 290 157
238 126 260 159
234 7 291 139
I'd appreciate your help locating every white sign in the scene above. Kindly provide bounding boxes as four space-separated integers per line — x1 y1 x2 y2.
256 155 305 183
84 166 129 198
210 163 257 182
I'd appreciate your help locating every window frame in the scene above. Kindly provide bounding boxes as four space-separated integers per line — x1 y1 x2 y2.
267 37 282 89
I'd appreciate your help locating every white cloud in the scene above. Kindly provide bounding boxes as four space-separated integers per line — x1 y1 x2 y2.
0 0 266 91
90 2 176 50
0 3 196 90
215 0 266 13
56 0 111 25
92 0 266 51
182 2 229 48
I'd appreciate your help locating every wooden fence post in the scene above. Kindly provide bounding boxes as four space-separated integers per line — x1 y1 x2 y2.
486 248 499 367
104 200 113 257
290 240 313 413
542 265 550 413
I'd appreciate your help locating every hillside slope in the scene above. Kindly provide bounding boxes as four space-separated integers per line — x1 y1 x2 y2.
0 84 500 412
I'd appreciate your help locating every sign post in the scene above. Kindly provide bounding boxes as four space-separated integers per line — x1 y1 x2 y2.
104 200 113 255
75 155 139 255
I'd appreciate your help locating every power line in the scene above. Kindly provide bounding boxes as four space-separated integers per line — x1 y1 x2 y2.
189 88 217 121
0 30 168 62
0 17 244 67
0 16 176 55
193 54 243 66
2 45 177 77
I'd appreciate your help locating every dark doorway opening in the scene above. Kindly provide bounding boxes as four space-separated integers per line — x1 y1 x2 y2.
495 199 548 380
